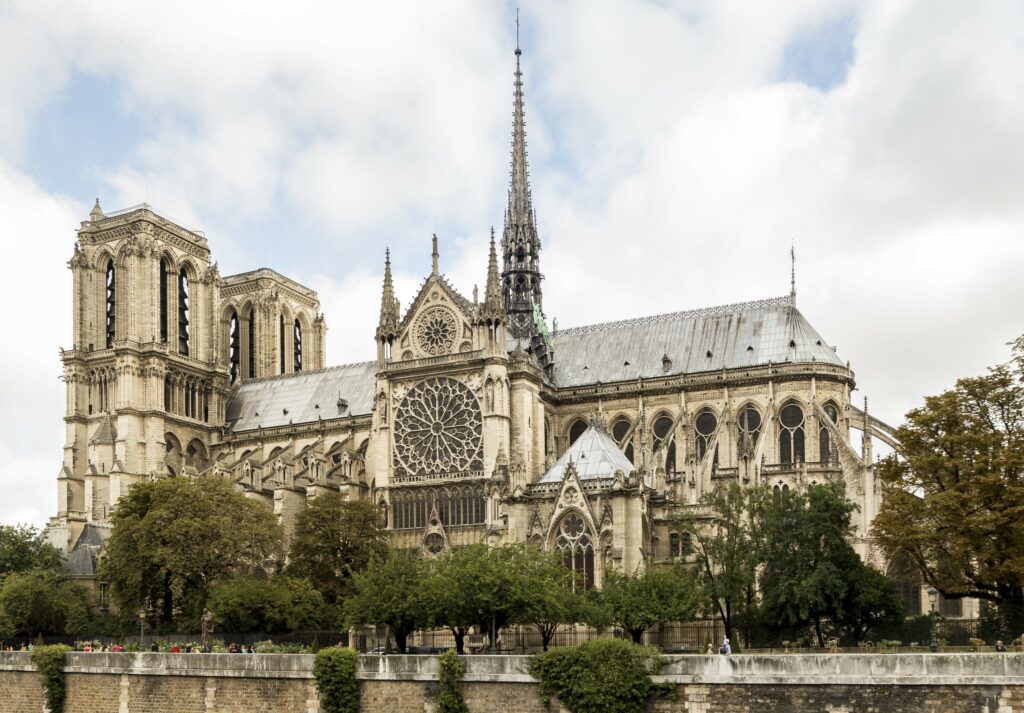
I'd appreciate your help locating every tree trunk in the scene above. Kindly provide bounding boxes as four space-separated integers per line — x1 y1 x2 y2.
814 617 825 647
631 628 644 644
395 628 408 654
161 572 174 625
452 628 465 655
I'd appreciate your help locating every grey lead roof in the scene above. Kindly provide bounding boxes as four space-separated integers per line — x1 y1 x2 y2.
549 296 844 388
226 361 377 432
538 425 634 483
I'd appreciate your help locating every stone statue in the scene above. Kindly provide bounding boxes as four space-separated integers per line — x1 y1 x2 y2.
201 608 215 650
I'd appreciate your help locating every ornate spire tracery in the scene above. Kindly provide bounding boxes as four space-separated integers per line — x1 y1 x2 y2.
376 249 399 343
501 45 543 341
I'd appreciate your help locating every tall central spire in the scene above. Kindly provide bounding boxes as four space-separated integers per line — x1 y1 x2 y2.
501 41 543 342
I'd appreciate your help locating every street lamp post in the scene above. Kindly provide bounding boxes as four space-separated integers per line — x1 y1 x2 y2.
927 586 938 653
139 611 146 651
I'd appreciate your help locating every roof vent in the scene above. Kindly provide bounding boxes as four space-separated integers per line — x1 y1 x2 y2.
337 397 348 414
662 354 672 372
816 340 822 346
706 350 713 359
283 408 289 415
788 340 796 348
747 345 753 352
623 360 630 367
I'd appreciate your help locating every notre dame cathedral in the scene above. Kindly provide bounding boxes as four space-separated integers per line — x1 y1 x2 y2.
47 46 899 590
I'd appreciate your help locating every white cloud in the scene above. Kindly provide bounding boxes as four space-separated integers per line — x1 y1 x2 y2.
2 0 1024 524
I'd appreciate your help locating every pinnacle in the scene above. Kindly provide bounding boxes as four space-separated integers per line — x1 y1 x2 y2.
89 198 104 222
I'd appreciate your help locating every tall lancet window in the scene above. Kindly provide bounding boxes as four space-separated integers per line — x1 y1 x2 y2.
652 415 676 474
293 319 303 372
247 312 255 379
819 402 839 464
695 410 719 465
104 260 116 348
779 402 805 464
159 259 169 343
178 271 190 355
228 312 240 384
279 315 285 374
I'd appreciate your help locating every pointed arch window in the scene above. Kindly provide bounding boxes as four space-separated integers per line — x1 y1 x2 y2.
228 312 240 384
105 260 116 348
178 271 190 355
554 512 594 591
695 410 718 465
652 415 676 474
738 406 762 459
568 419 587 446
279 315 286 374
294 319 303 372
247 312 256 379
159 259 169 343
779 402 805 464
820 402 839 464
612 417 634 463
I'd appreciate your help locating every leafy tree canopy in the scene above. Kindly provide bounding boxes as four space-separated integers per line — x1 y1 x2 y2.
100 477 283 627
287 494 388 606
0 570 91 639
874 336 1024 632
759 482 857 645
207 576 325 634
345 548 427 653
0 524 63 578
588 565 702 643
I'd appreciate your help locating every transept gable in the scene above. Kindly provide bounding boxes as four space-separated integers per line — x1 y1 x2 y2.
395 274 476 360
545 460 599 547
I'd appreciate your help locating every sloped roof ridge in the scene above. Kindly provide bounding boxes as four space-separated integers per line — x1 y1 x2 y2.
556 295 792 336
236 360 376 387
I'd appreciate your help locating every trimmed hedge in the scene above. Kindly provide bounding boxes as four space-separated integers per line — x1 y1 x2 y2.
529 639 667 713
313 646 359 713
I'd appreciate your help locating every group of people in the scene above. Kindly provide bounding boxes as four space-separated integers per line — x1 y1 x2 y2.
705 638 732 655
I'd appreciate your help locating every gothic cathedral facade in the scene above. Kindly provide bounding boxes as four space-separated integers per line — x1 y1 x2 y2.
48 48 898 588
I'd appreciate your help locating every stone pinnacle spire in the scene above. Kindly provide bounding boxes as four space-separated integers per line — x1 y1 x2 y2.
376 249 399 341
501 42 543 341
480 227 504 322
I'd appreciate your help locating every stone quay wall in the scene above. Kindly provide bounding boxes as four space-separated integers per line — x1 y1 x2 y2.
4 651 1024 712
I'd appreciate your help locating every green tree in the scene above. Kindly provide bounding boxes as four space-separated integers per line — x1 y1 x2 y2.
834 557 905 644
588 565 702 644
0 570 91 639
287 495 388 607
345 548 427 653
873 336 1024 635
207 576 325 633
759 482 857 646
674 483 768 644
0 525 63 577
101 477 284 627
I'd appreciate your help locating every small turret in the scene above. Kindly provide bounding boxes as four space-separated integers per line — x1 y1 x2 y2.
376 250 399 363
89 198 104 222
479 228 504 323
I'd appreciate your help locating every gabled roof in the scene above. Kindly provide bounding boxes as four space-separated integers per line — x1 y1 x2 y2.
225 362 376 432
89 413 117 444
538 424 634 483
549 296 845 387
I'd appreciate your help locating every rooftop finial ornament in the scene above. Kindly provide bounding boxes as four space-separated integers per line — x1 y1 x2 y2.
431 233 439 275
515 7 521 56
790 240 797 305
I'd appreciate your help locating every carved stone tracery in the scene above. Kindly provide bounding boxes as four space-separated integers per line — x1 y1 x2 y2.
392 377 483 479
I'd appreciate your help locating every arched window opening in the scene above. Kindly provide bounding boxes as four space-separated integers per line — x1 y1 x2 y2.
612 417 634 463
669 532 692 558
159 259 169 343
819 402 839 464
178 271 190 355
554 512 594 591
737 406 761 458
279 314 286 374
695 410 718 465
779 402 805 464
294 319 303 372
105 261 116 348
228 312 240 384
652 415 675 473
163 377 172 412
165 434 183 476
247 312 255 379
568 419 587 446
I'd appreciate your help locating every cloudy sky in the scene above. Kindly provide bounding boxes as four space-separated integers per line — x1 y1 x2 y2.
2 0 1023 526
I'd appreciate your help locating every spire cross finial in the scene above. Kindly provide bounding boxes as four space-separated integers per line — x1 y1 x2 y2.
790 240 796 304
431 234 439 275
516 8 521 55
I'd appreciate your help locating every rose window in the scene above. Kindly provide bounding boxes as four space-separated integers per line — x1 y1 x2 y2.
415 306 458 355
393 377 483 478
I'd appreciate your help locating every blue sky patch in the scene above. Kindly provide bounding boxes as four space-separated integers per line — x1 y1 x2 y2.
779 13 856 91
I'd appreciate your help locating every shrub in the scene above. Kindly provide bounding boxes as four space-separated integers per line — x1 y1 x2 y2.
437 649 468 713
29 644 71 713
529 639 666 713
313 646 359 713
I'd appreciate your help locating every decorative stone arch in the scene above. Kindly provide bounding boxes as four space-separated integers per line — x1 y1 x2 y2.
548 507 597 591
693 406 721 464
566 418 588 447
293 311 311 373
778 398 808 465
185 438 210 473
610 414 635 463
649 410 677 473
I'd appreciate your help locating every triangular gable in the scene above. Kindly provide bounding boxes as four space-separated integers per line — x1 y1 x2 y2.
545 459 599 546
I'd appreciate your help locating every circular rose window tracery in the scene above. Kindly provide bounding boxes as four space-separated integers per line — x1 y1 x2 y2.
415 306 459 355
393 377 483 478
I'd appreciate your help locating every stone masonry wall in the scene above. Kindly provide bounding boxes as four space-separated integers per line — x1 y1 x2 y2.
4 651 1024 713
